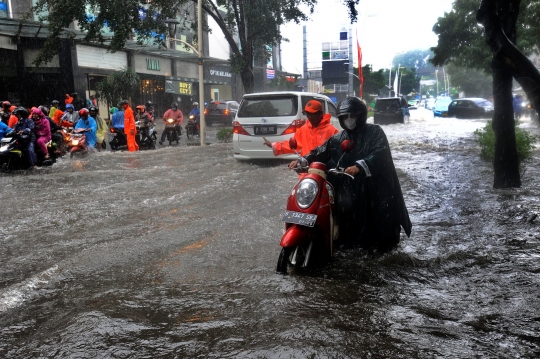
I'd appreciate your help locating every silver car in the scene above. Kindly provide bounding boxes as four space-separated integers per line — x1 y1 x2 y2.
232 92 341 160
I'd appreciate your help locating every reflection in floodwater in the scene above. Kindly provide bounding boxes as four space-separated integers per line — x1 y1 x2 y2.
0 111 540 357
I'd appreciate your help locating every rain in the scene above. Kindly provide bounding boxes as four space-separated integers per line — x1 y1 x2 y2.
1 109 540 357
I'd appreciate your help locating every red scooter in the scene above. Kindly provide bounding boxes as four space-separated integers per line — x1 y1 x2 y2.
276 138 354 274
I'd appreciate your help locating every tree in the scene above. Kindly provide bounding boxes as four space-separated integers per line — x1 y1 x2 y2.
447 64 492 98
96 67 140 107
432 0 540 188
32 0 361 94
393 49 436 71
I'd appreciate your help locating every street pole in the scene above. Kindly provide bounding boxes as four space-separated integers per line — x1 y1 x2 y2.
388 65 392 97
197 0 205 146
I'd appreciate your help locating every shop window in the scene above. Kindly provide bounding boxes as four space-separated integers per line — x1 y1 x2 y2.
140 78 165 116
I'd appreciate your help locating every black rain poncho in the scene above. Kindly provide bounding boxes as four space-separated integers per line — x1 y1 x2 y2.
304 123 412 251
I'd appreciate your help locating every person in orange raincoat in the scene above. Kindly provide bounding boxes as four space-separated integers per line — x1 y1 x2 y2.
8 105 18 128
263 99 339 169
64 93 73 106
121 99 139 152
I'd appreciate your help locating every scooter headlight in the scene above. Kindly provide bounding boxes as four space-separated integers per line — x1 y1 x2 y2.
296 178 319 209
71 139 79 146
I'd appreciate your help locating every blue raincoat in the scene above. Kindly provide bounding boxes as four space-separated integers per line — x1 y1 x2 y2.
111 110 125 129
75 116 97 147
0 121 10 140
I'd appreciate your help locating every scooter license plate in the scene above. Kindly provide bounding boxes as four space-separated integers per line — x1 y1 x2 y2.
282 211 317 227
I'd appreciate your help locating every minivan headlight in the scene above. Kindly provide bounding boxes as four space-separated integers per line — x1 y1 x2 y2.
296 179 318 209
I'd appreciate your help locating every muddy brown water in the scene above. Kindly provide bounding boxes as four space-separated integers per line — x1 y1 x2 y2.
1 110 539 358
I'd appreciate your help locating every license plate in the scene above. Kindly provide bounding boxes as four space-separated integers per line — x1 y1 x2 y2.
254 125 277 135
282 211 317 227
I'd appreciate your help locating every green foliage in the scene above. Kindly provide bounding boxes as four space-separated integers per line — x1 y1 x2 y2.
96 67 140 107
216 128 233 143
267 75 298 91
393 49 435 71
447 63 492 98
431 0 540 72
474 120 538 161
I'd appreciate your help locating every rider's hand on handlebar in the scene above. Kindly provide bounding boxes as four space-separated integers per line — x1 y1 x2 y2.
288 160 298 170
344 165 361 177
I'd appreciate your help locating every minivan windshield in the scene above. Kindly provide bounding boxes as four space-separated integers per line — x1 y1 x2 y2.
238 96 298 117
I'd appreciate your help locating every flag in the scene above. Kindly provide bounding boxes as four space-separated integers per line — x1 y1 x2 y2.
393 64 400 96
356 29 363 98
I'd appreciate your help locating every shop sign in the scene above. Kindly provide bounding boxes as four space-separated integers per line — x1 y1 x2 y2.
266 69 275 79
146 58 160 71
178 82 192 95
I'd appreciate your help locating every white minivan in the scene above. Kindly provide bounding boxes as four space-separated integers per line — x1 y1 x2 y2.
232 91 341 160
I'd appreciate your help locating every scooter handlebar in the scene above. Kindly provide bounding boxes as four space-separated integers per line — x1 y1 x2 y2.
328 168 355 180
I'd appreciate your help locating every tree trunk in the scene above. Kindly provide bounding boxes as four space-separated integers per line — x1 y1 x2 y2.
492 59 521 188
477 0 522 188
240 66 255 94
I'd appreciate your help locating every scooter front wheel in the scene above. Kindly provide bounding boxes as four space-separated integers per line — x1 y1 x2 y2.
276 247 293 274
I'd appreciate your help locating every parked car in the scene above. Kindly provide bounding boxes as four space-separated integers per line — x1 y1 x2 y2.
425 98 436 110
232 91 341 160
204 100 240 126
373 97 410 124
433 97 453 117
447 98 494 119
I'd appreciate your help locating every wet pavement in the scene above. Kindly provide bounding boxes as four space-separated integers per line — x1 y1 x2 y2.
1 109 540 358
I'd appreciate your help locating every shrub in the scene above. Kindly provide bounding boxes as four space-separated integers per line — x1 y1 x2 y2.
474 120 538 161
216 128 233 143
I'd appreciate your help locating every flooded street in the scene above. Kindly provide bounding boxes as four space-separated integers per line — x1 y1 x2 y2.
1 110 540 358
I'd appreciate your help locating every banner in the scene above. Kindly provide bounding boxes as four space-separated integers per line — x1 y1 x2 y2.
356 29 363 98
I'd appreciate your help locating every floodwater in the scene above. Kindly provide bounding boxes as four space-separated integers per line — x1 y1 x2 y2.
1 110 540 358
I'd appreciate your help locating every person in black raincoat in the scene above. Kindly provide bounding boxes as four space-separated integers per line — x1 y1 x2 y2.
302 97 412 252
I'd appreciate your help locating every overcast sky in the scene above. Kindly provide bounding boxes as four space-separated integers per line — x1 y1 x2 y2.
279 0 455 74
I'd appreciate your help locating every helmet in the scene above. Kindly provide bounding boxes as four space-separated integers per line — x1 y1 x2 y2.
120 99 129 106
171 102 178 108
336 97 368 131
110 107 118 114
136 105 145 112
2 101 11 108
79 108 89 117
145 101 153 106
65 104 74 110
38 105 50 116
88 106 98 113
13 106 29 118
52 100 59 105
192 102 199 106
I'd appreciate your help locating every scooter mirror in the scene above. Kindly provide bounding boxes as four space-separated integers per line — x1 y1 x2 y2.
289 138 298 150
340 139 354 153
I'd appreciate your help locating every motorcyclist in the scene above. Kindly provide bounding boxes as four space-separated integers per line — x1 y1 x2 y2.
89 106 107 151
145 101 155 121
188 102 200 124
301 97 412 252
160 102 183 145
31 108 52 161
39 106 64 155
74 108 97 148
135 105 153 144
13 107 37 169
1 101 12 125
262 99 339 169
0 118 10 140
61 104 79 126
49 100 59 119
111 106 124 129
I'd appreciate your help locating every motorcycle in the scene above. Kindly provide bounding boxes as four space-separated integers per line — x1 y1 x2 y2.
0 131 57 171
276 138 354 274
185 114 200 140
135 121 157 149
163 118 180 145
109 123 158 151
68 128 89 158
